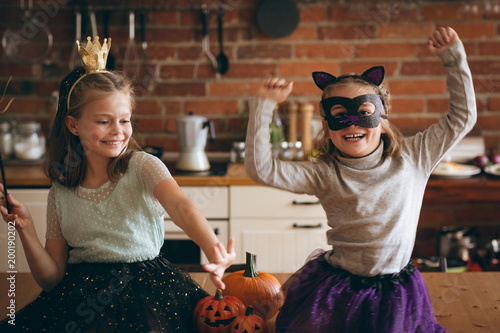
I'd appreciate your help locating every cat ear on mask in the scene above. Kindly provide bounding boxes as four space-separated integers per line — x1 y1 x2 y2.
361 66 385 86
312 71 337 91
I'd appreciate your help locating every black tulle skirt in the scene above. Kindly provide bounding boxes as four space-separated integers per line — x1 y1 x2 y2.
0 255 209 332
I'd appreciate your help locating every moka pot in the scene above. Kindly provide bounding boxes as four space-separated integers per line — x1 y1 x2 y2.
176 112 215 171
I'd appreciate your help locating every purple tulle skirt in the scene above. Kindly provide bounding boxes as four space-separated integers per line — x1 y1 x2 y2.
276 251 447 333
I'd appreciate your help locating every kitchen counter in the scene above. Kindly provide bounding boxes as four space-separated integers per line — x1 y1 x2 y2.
4 163 500 201
1 272 499 332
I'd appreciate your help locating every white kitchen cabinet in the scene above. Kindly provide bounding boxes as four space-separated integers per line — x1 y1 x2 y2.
230 185 330 273
0 189 49 273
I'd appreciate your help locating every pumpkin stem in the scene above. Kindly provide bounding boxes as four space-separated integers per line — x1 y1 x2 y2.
245 305 254 316
244 252 259 278
213 288 225 300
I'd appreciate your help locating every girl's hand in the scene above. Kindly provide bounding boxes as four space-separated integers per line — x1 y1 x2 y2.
257 77 294 104
0 184 33 230
202 238 235 290
428 26 459 56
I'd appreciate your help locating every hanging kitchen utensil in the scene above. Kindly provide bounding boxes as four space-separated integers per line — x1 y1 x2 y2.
193 4 219 79
69 10 82 70
103 10 115 70
2 0 53 65
216 2 229 75
256 0 300 38
124 11 140 80
139 8 159 94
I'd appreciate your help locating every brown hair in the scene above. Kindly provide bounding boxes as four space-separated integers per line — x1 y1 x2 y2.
312 77 403 162
45 71 141 187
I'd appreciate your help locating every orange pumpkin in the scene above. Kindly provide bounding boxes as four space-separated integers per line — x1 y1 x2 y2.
193 288 246 333
222 252 283 320
229 306 268 333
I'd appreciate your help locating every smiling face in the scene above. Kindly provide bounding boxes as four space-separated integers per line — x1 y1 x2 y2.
66 92 133 164
322 84 386 158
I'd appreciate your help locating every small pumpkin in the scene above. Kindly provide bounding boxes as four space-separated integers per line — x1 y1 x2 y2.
222 252 283 320
193 288 246 333
229 306 268 333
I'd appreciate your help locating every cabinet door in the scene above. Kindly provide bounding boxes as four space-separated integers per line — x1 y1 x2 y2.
230 186 325 219
165 186 228 220
0 189 49 273
231 219 331 273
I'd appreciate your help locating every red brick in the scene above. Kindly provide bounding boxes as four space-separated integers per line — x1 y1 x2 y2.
422 4 483 20
319 25 377 40
6 98 47 114
378 23 435 39
146 45 176 61
301 7 328 23
266 26 316 42
340 62 398 77
330 5 418 23
136 118 164 132
427 98 449 114
474 78 500 93
356 43 416 58
455 206 500 223
400 61 445 76
490 97 500 111
280 61 338 78
165 101 182 115
295 43 355 59
135 100 163 115
452 23 496 39
389 79 446 95
478 41 500 56
150 10 178 25
469 60 500 76
237 45 292 60
390 98 425 114
185 100 239 114
223 63 278 79
289 81 322 97
165 117 177 133
209 81 262 97
477 114 500 130
147 27 192 43
154 82 205 97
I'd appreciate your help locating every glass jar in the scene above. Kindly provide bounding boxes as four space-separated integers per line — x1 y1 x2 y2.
14 121 46 161
0 121 13 159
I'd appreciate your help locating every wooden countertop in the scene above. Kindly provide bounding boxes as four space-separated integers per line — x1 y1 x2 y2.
1 272 499 332
3 162 500 201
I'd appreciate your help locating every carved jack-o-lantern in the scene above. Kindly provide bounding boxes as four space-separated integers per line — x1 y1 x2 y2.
193 288 246 333
229 306 268 333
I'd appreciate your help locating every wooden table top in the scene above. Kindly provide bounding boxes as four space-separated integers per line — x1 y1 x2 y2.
1 272 499 332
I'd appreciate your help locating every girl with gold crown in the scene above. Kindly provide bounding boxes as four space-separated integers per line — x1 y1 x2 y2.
0 37 235 332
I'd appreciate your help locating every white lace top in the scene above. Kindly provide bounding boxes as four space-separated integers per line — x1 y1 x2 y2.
45 151 173 264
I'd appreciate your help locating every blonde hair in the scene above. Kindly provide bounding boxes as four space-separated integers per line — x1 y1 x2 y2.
312 77 403 162
45 71 141 187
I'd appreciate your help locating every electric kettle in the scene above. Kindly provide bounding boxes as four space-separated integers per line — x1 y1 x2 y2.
176 112 215 172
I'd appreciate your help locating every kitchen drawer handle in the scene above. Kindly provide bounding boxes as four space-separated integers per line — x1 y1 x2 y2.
292 200 320 205
293 223 323 229
213 227 220 235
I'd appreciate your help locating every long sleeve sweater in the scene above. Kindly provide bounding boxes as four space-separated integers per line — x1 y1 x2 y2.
245 41 476 277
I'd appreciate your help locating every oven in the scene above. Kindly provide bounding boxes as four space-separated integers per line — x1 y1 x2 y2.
161 220 228 265
159 184 229 267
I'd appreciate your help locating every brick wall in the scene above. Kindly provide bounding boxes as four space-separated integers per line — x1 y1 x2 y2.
1 0 500 153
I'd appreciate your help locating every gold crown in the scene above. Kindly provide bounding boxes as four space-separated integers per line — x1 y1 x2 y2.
77 36 111 73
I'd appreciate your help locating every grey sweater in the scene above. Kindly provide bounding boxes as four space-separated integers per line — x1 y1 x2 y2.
245 41 476 277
